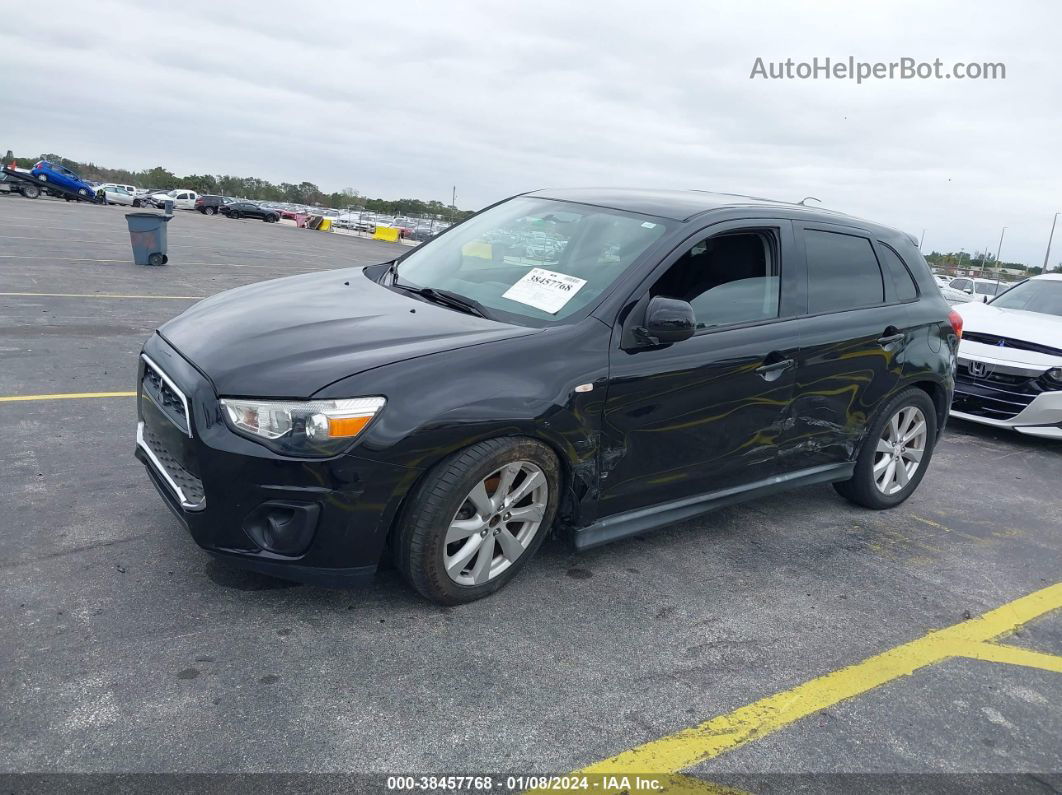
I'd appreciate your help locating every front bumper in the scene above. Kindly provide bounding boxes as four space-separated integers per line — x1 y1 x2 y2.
135 333 420 587
951 354 1062 439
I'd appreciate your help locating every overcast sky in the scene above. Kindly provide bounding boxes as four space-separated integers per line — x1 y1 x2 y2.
2 1 1059 265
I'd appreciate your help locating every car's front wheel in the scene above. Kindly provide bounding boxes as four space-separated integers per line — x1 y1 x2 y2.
834 387 937 509
395 437 559 604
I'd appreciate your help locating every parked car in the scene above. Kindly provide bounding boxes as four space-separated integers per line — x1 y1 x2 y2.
195 195 234 215
951 273 1062 438
30 160 96 198
149 189 199 210
223 201 280 222
134 188 957 604
96 184 139 206
946 277 1005 303
105 182 139 195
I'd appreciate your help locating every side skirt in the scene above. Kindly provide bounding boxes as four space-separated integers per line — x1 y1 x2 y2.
572 462 855 551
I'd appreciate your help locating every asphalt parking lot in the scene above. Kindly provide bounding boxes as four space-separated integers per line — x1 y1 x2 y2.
1 196 1060 790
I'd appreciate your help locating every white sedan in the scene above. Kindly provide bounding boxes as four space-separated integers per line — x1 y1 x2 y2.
951 273 1062 439
97 184 140 206
945 277 1006 304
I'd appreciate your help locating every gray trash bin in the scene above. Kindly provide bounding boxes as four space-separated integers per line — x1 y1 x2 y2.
125 212 173 266
163 199 174 215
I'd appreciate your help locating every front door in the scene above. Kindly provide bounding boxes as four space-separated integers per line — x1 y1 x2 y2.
599 220 802 518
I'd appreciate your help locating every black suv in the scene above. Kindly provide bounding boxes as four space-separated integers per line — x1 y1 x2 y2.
135 189 959 604
194 195 232 215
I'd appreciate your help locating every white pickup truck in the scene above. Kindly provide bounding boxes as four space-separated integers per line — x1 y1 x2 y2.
149 189 199 210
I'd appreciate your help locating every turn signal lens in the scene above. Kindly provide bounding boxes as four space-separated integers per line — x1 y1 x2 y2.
948 309 963 339
326 415 373 437
220 396 385 457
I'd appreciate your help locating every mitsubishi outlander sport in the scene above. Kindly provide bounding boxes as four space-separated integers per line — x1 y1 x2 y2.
135 189 959 604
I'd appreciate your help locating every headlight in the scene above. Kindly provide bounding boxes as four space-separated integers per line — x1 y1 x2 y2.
220 396 385 457
1044 367 1062 386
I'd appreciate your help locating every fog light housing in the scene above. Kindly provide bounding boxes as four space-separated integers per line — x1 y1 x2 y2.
242 501 320 556
1044 367 1062 386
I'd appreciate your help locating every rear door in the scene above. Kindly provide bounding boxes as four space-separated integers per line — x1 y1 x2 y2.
782 223 910 469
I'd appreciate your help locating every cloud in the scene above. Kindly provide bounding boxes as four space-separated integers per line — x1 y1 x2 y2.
1 0 1059 264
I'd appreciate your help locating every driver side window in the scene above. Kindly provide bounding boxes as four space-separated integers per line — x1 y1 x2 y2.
650 230 780 330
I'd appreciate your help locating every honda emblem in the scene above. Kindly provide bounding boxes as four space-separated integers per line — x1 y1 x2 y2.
968 361 990 378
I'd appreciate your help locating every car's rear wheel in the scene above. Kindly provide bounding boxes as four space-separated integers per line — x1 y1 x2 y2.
834 387 937 509
395 437 559 605
231 211 240 220
132 199 141 207
207 206 216 215
21 184 40 199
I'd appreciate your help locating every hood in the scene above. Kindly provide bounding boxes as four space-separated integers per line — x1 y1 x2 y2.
955 302 1062 367
160 267 536 397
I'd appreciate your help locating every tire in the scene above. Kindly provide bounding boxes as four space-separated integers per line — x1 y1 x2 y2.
231 211 240 220
133 199 141 207
833 387 938 510
147 253 167 267
21 184 40 199
395 437 560 605
38 174 48 182
207 206 216 216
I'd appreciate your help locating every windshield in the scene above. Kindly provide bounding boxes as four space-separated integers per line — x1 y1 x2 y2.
392 197 669 324
990 279 1062 316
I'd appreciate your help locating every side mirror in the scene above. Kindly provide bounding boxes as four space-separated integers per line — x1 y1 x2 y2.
641 296 696 345
963 287 973 294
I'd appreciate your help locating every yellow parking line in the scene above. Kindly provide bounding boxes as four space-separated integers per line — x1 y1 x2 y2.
0 391 136 402
950 640 1062 673
0 292 204 300
569 583 1062 780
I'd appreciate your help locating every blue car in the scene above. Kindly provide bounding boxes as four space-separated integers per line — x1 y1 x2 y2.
31 160 96 198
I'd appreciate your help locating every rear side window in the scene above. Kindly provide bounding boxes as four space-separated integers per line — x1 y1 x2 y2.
804 230 884 314
879 243 918 301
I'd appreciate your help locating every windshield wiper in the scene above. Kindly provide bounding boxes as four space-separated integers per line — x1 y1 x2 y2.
393 281 493 319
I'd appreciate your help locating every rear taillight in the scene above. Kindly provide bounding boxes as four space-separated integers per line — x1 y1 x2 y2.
948 309 963 339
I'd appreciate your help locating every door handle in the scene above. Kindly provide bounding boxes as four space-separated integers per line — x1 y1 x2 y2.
755 358 794 381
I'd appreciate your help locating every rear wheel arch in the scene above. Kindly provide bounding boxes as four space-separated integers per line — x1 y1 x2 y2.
909 379 949 437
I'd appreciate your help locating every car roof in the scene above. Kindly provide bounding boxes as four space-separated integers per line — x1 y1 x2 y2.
523 186 910 239
1033 273 1062 281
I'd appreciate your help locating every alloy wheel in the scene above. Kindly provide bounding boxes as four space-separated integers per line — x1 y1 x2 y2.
873 405 927 495
443 461 548 586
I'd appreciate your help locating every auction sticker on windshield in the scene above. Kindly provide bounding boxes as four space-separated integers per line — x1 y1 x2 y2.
502 268 587 314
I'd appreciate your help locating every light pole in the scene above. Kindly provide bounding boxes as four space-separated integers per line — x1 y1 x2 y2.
1045 212 1060 271
994 227 1006 278
919 229 926 251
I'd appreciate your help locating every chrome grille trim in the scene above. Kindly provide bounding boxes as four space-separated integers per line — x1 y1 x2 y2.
141 353 192 438
136 421 205 510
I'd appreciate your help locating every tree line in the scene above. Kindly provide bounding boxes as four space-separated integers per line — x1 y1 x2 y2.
3 150 475 220
924 250 1052 276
